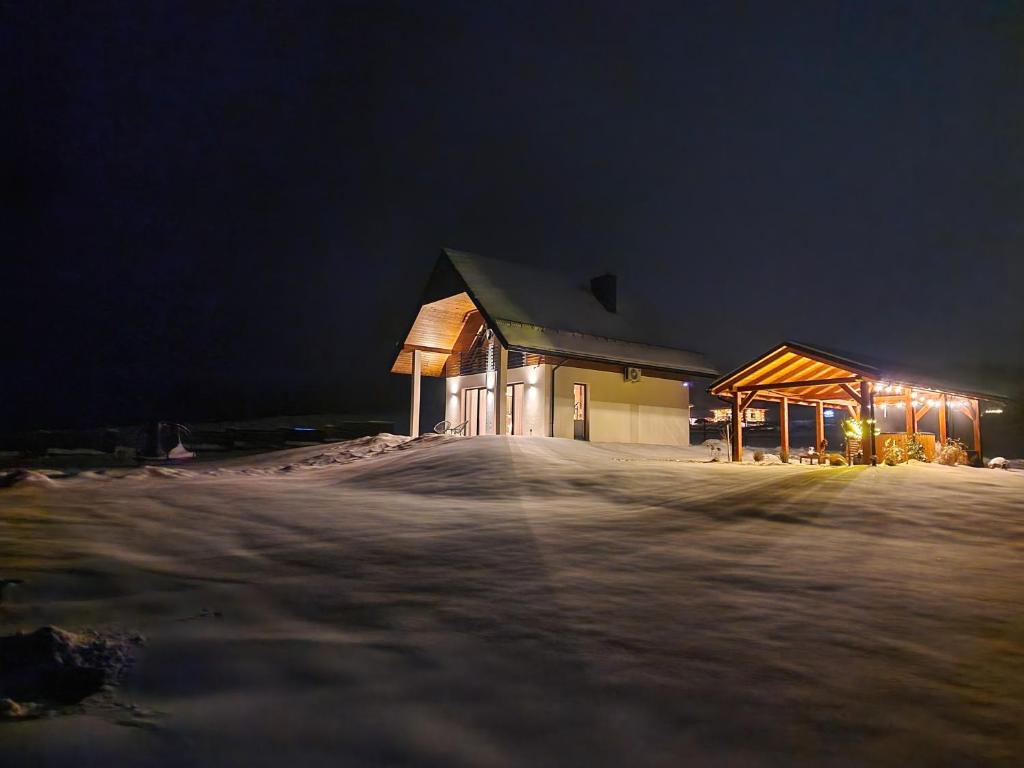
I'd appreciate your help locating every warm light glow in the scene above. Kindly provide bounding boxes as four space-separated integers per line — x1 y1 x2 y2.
527 365 540 386
449 378 459 394
985 408 1003 414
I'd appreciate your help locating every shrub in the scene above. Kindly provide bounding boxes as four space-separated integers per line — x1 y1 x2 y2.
882 438 905 466
753 450 764 463
936 438 968 466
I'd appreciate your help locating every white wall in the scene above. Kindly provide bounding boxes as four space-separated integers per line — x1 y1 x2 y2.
444 364 551 437
444 363 690 446
553 366 690 446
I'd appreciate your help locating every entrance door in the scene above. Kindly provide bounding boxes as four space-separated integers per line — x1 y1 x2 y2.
463 387 487 436
573 383 588 440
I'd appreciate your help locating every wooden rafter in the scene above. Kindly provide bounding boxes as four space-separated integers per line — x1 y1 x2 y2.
742 356 825 388
711 347 792 393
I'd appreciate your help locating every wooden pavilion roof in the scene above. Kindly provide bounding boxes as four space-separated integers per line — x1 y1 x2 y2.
709 341 1007 407
709 342 876 406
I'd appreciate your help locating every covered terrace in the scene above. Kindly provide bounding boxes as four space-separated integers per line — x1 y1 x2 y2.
709 341 1006 464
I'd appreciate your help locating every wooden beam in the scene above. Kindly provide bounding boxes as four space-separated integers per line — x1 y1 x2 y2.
847 404 859 420
905 391 914 434
914 405 931 426
780 396 790 461
493 343 508 435
402 343 452 355
938 394 947 444
736 376 860 392
815 402 825 454
739 390 759 412
731 392 743 462
409 349 422 437
838 382 864 404
972 399 982 457
861 380 874 465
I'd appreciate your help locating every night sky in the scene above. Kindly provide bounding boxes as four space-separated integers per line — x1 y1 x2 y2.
5 1 1023 432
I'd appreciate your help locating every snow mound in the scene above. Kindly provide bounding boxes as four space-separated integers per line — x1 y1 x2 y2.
0 626 143 712
0 469 56 488
143 466 196 479
278 433 437 471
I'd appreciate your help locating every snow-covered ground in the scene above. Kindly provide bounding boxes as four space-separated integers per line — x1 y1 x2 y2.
2 435 1023 767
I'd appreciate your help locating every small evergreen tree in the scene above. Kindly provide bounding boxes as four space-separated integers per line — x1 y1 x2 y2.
905 434 927 462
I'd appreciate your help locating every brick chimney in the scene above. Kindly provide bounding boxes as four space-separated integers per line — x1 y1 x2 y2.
590 273 617 313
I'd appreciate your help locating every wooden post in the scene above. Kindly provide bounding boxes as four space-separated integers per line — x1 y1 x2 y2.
731 391 743 462
860 380 873 465
972 399 982 458
780 396 790 462
409 348 422 438
493 343 508 435
938 394 948 445
815 401 825 455
904 391 914 434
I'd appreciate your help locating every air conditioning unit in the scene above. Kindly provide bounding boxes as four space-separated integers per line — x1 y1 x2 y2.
624 366 642 383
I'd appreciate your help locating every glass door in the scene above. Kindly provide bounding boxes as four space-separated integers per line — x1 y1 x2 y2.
573 383 588 440
463 387 487 436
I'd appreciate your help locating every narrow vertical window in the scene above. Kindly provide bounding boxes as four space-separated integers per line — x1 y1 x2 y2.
505 383 524 435
573 383 588 440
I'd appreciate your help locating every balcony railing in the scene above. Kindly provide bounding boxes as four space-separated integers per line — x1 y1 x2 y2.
445 345 531 377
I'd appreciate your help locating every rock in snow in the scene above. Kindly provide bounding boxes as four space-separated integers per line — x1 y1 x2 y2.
0 626 142 709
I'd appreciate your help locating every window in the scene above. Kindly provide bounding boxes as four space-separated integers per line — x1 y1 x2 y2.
573 383 588 440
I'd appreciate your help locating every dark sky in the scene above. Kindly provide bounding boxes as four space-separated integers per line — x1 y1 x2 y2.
5 1 1023 431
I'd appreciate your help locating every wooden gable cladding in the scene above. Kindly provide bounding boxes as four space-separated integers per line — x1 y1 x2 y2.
391 292 478 376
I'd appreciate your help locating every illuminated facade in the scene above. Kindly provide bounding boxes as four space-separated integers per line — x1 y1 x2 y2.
392 249 716 445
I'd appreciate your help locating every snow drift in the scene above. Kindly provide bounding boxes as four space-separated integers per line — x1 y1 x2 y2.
1 435 1022 767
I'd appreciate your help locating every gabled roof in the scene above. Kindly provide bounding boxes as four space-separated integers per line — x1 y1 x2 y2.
710 340 1008 404
392 249 717 377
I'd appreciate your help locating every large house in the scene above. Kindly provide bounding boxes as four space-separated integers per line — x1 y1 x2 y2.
391 249 717 445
